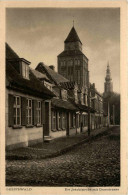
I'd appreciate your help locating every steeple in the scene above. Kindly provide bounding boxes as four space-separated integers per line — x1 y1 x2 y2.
58 25 88 88
64 26 82 44
105 62 112 82
64 26 82 51
104 62 113 95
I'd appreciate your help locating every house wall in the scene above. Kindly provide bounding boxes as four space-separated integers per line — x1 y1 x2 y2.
6 89 44 150
50 130 66 138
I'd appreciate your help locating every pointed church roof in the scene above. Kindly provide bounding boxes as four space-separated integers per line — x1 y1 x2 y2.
105 62 112 81
64 27 82 44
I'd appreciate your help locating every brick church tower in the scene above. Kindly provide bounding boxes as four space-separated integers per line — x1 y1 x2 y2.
57 26 89 89
104 62 113 97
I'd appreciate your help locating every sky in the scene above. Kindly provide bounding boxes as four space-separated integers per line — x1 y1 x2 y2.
6 8 120 93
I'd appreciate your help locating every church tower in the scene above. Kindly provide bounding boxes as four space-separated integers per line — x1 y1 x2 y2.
57 26 89 89
104 62 113 96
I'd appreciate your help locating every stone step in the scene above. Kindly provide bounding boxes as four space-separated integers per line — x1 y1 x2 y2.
44 136 53 143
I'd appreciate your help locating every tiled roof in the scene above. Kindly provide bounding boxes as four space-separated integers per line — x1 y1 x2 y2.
6 61 55 98
64 27 82 44
6 43 19 59
58 50 88 60
6 43 55 99
36 62 69 85
31 68 49 82
51 98 78 111
59 81 77 90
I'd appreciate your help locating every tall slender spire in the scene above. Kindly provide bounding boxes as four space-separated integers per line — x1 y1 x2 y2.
105 62 112 81
104 62 113 94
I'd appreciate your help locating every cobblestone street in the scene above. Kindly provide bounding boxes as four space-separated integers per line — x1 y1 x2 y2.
6 126 120 187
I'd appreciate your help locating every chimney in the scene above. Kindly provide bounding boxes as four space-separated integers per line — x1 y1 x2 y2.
49 65 55 71
93 83 95 89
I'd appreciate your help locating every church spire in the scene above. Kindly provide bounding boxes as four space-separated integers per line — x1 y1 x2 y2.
64 26 82 44
105 62 112 82
104 62 113 95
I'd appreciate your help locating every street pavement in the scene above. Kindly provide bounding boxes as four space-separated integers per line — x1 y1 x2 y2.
6 126 120 187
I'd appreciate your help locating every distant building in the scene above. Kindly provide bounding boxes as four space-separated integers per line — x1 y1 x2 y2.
104 62 113 97
58 26 89 89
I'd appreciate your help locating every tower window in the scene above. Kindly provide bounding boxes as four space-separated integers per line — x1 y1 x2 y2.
75 59 77 65
70 60 73 65
68 66 73 75
78 60 80 65
77 70 80 84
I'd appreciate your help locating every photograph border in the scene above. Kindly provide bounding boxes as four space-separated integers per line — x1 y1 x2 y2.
0 0 127 194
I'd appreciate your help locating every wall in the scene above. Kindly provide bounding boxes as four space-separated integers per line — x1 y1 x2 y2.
6 89 43 150
50 130 66 138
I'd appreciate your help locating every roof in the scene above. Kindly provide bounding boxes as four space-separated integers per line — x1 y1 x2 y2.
36 62 69 85
6 43 55 99
31 68 49 82
58 50 88 60
64 27 82 44
6 43 19 59
51 98 77 111
59 81 77 90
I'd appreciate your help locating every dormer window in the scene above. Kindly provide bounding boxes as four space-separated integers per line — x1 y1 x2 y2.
22 62 29 79
61 89 67 101
20 58 31 80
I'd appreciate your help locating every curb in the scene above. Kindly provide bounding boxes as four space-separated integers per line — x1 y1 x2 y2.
6 127 112 161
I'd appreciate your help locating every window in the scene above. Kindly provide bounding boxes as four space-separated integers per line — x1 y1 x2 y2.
22 62 29 79
61 90 67 101
75 59 77 65
73 114 76 127
68 66 73 76
37 101 41 125
62 112 67 129
52 111 56 130
70 60 73 65
58 112 62 129
13 96 21 126
78 60 80 65
83 94 85 104
83 115 88 126
27 99 32 125
70 113 73 128
77 70 80 84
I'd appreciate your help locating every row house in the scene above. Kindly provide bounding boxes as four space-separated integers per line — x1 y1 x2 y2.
35 62 93 140
6 43 55 149
35 62 79 140
90 83 107 129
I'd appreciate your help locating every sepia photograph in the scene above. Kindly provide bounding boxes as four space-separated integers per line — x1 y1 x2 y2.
0 0 127 194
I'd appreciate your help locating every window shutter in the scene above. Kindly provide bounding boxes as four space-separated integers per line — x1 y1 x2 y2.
33 100 37 125
21 97 27 126
8 94 14 127
41 101 45 124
